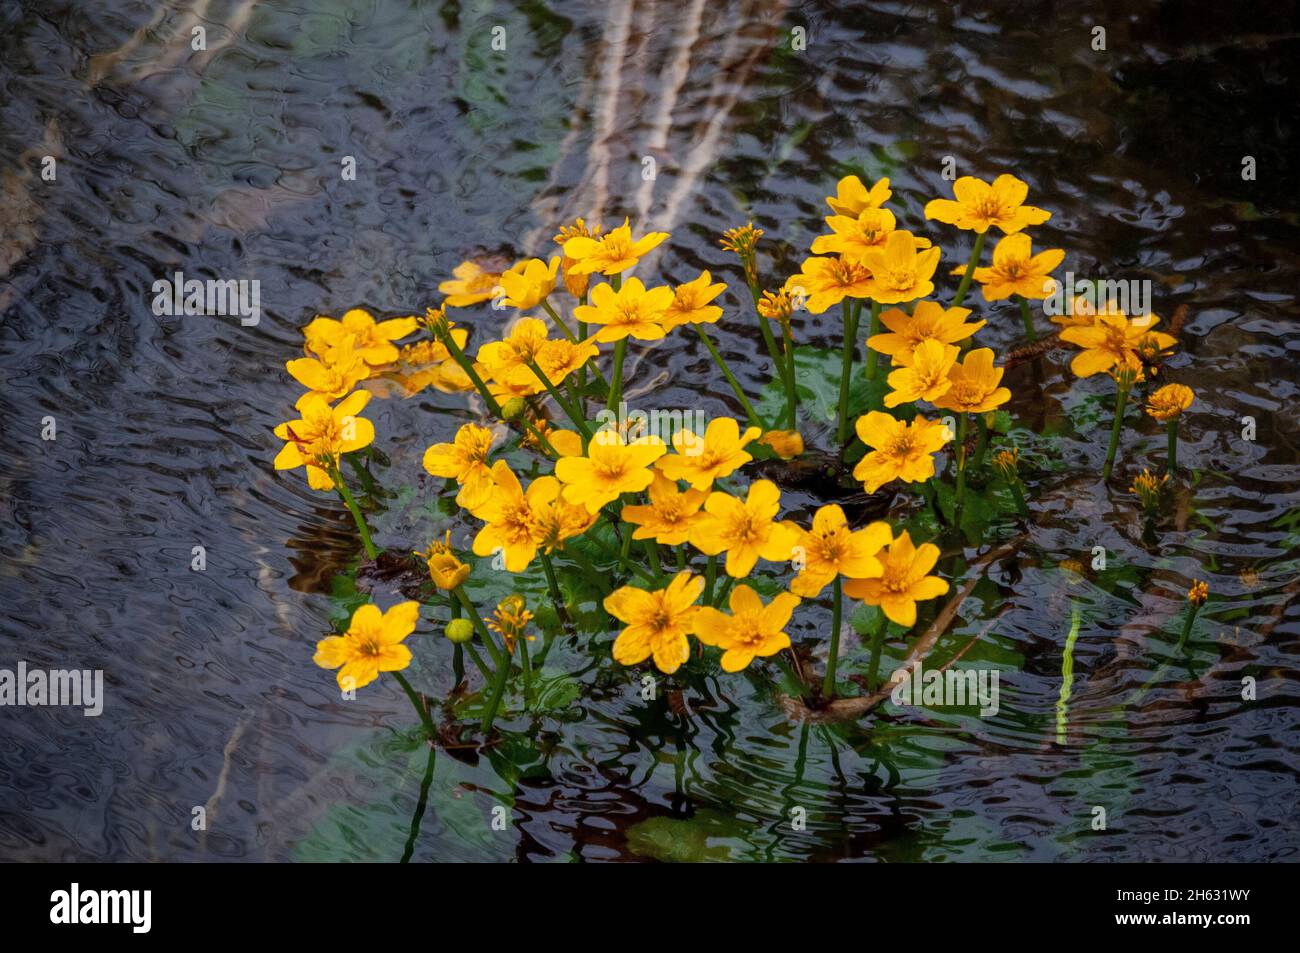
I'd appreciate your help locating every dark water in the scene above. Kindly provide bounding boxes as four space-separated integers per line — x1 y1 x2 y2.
1 0 1297 862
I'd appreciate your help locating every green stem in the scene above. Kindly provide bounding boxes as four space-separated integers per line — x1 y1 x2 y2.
331 467 378 559
952 230 987 309
1008 478 1030 518
1102 384 1129 481
1167 419 1178 476
518 414 561 458
755 306 789 399
780 320 799 428
1017 295 1037 342
453 586 503 668
703 554 718 604
434 324 503 417
518 632 534 707
527 359 593 442
480 651 512 733
693 325 767 428
822 576 843 697
540 298 577 342
836 299 855 446
1176 603 1201 653
539 551 571 626
392 670 435 740
972 415 989 472
863 300 882 383
644 540 663 580
608 338 627 414
464 641 492 680
713 574 735 609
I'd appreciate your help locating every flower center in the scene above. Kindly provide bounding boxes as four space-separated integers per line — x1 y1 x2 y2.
879 267 915 292
886 434 915 457
881 568 910 593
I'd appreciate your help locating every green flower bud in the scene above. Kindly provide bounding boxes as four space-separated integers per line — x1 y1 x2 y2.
500 397 527 420
445 618 475 644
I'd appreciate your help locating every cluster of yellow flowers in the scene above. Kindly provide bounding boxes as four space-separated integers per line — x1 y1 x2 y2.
278 167 1199 720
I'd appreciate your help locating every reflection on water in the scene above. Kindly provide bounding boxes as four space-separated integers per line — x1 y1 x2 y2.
0 0 1297 861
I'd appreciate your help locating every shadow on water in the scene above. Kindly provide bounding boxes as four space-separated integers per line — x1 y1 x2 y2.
0 0 1296 860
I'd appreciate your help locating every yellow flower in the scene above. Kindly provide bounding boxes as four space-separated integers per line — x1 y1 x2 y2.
757 429 804 459
1146 383 1194 421
992 446 1020 482
303 309 418 365
528 423 584 457
313 601 420 691
416 531 472 590
719 222 764 256
694 585 801 672
562 217 668 276
556 431 667 513
970 233 1064 301
604 571 705 674
659 271 727 331
395 326 474 394
861 231 941 304
924 174 1051 234
286 341 370 402
468 460 556 571
1130 468 1168 511
1135 329 1176 372
488 595 534 654
422 422 497 510
533 336 599 387
884 338 958 408
476 317 552 391
756 290 794 327
789 504 891 597
534 492 598 553
689 479 798 578
852 412 951 494
656 417 760 490
811 207 930 263
274 390 375 491
554 218 604 297
621 473 707 545
784 255 872 314
499 256 561 309
843 531 948 626
573 277 673 343
826 175 892 217
1049 294 1125 329
1059 313 1177 379
439 259 513 307
1187 580 1209 607
867 300 985 366
932 348 1012 414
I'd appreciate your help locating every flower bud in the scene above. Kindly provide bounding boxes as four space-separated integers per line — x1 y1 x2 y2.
445 618 475 644
500 397 527 420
